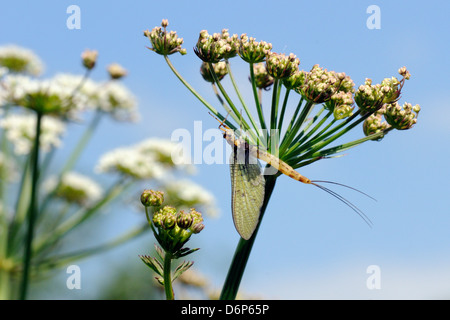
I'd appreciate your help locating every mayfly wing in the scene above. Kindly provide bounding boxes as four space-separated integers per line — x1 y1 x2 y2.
230 145 265 240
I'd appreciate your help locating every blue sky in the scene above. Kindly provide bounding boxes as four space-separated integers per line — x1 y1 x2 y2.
1 0 450 299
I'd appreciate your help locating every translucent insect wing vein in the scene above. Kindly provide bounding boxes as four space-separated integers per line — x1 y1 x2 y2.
230 150 265 240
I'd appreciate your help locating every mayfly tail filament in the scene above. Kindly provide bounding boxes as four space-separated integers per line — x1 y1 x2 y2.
310 182 374 227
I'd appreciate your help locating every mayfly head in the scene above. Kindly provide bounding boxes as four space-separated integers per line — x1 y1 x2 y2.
209 112 236 146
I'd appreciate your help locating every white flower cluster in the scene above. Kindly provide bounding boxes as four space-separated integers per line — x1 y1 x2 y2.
95 81 138 121
134 138 195 173
164 179 218 217
0 113 66 155
95 146 166 180
0 44 44 76
95 138 193 180
44 171 103 206
0 73 138 121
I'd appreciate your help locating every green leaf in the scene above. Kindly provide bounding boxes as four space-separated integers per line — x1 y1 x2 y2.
139 255 164 277
172 260 194 282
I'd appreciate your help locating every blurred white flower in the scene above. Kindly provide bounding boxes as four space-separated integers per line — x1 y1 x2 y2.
135 138 195 174
51 73 100 109
0 113 66 155
1 74 91 118
1 74 35 102
44 172 103 206
96 81 138 121
96 138 195 180
0 44 44 76
95 146 166 180
164 179 219 217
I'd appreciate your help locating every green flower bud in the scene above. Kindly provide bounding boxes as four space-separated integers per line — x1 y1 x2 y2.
153 205 177 228
251 63 274 90
191 223 205 234
220 29 240 60
363 110 390 140
177 210 193 229
398 66 411 80
141 189 164 207
200 61 228 83
238 34 272 64
194 30 229 63
298 65 339 103
330 91 354 120
163 212 177 230
265 52 299 79
380 76 401 104
283 70 307 90
152 210 164 228
384 102 420 130
354 78 385 114
144 19 186 56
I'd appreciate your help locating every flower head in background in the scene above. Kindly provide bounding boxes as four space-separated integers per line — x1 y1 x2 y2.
134 138 195 174
44 172 103 207
0 45 44 76
95 146 166 180
1 74 90 118
95 138 194 180
0 113 65 155
95 81 138 122
163 179 218 217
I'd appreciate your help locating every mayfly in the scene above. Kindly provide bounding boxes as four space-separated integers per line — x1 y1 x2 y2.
213 114 374 240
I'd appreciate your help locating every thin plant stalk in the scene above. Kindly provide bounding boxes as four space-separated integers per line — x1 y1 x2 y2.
224 60 259 136
39 110 103 216
61 110 102 175
163 55 236 131
249 63 267 131
19 111 43 300
220 173 277 300
163 252 174 300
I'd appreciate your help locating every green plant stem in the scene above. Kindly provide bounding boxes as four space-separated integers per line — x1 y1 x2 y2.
19 111 43 300
249 63 267 131
279 100 315 156
38 110 102 217
220 173 277 300
163 55 236 131
225 60 259 137
277 88 291 132
33 178 133 256
164 252 174 300
62 110 102 175
32 224 148 272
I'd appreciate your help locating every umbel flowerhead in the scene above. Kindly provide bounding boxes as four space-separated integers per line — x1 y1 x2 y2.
265 52 300 80
144 19 187 56
151 206 204 257
141 189 204 258
200 61 228 83
252 63 274 90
